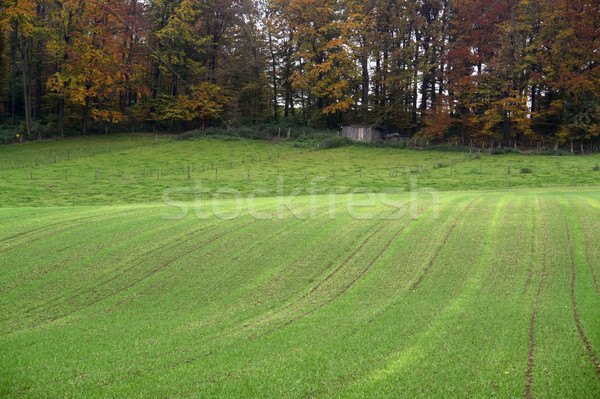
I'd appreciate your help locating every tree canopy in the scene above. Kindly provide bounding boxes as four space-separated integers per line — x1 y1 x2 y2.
0 0 598 147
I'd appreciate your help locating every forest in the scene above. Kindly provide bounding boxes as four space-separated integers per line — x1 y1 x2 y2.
0 0 599 148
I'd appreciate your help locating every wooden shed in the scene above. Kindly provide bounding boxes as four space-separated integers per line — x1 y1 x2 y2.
341 125 383 142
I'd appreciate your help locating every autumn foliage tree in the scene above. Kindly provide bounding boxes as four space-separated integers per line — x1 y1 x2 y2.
0 0 598 149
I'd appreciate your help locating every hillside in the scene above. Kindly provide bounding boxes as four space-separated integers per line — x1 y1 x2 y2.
1 136 600 397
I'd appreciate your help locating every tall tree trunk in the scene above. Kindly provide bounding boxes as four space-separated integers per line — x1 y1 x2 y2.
382 50 388 107
210 43 219 84
19 33 32 137
267 26 278 121
10 43 16 126
284 83 289 118
374 53 380 102
82 96 89 136
34 62 42 121
300 89 305 124
361 36 369 107
411 45 419 135
58 98 64 138
503 112 511 145
289 82 295 120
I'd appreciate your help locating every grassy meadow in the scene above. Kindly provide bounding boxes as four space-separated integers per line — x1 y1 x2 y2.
1 134 600 397
0 134 598 206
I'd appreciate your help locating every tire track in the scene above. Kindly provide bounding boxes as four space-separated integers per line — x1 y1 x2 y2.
521 201 537 295
14 204 339 390
524 196 547 399
565 215 600 382
0 208 146 254
253 202 432 340
572 202 600 297
0 210 160 302
65 194 310 309
6 199 289 334
214 218 389 339
128 201 432 380
408 199 476 293
0 209 126 242
17 202 283 318
1 225 213 335
2 219 259 335
0 208 59 222
216 200 416 338
6 204 310 390
18 224 211 317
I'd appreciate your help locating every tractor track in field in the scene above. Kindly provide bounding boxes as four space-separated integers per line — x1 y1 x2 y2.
0 209 126 242
408 199 476 293
16 202 285 319
521 202 537 295
215 199 416 339
0 208 147 254
201 200 340 310
0 209 161 300
17 224 211 317
214 218 389 339
572 202 600 297
88 204 339 378
0 208 59 222
253 202 432 341
128 201 431 379
565 215 600 382
524 196 548 399
3 219 260 335
8 206 311 390
1 225 213 335
12 205 342 390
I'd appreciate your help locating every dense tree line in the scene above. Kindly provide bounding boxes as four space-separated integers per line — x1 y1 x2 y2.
0 0 598 147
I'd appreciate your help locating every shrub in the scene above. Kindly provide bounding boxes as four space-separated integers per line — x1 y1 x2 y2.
321 136 351 149
593 164 599 171
174 131 197 140
358 140 407 149
491 147 522 155
521 168 533 174
541 148 570 156
424 144 470 152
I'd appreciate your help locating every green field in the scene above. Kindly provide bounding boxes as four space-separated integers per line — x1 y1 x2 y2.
1 136 600 397
0 135 599 206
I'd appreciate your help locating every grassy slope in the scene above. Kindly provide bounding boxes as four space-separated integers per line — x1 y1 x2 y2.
1 136 600 397
0 135 598 206
0 192 599 397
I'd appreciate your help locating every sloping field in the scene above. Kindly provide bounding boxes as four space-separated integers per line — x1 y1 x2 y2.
0 135 599 206
1 190 599 397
